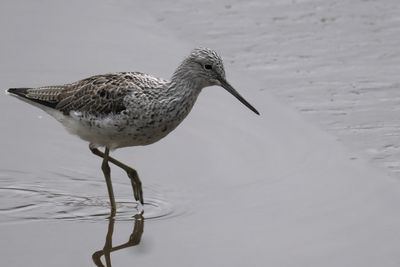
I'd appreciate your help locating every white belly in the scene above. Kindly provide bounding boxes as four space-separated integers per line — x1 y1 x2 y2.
50 110 179 149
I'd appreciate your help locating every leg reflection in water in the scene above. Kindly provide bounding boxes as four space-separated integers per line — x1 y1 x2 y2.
92 212 144 267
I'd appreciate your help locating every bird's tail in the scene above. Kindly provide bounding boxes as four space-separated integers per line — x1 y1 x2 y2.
7 88 30 98
7 87 59 109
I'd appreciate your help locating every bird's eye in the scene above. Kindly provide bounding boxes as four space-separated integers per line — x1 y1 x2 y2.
204 64 212 70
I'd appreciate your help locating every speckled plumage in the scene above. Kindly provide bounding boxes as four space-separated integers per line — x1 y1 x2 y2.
8 48 259 150
7 48 259 210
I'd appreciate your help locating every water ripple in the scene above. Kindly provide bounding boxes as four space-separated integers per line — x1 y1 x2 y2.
0 169 185 223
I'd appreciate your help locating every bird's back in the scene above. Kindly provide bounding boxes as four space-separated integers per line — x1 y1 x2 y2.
8 72 168 116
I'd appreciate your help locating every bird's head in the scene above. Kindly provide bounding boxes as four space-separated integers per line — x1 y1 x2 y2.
186 47 226 87
175 47 259 115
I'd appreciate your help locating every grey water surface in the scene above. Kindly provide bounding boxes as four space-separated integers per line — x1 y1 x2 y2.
1 1 400 266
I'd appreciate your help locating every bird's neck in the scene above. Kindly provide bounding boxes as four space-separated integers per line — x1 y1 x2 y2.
158 65 204 123
164 79 202 111
167 61 203 101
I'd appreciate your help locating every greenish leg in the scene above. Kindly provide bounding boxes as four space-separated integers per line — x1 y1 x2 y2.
101 147 116 216
90 146 144 205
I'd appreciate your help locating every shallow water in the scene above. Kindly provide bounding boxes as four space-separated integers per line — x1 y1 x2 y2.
147 0 400 178
2 0 400 266
0 169 178 222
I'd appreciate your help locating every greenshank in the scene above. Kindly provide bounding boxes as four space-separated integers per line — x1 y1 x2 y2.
7 48 259 214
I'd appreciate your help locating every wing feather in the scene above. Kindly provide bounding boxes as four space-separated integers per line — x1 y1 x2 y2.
8 72 168 116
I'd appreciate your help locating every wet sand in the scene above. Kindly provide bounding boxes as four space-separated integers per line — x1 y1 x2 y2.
1 0 400 266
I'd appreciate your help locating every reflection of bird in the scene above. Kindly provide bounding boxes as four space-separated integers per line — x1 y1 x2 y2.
92 212 144 267
7 48 259 214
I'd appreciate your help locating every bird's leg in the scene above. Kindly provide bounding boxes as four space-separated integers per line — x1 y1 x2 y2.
102 147 116 216
90 146 144 205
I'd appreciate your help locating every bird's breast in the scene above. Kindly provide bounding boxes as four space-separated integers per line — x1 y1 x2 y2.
119 92 199 145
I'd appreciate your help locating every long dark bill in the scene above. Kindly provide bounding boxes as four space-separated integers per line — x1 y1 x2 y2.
219 78 260 115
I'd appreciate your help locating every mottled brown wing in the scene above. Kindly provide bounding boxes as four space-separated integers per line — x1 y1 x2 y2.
9 72 167 115
55 83 130 115
56 72 169 115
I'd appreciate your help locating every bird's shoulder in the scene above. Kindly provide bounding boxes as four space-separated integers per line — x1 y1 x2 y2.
70 72 168 90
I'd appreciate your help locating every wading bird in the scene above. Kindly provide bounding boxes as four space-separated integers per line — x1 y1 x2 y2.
7 48 259 214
